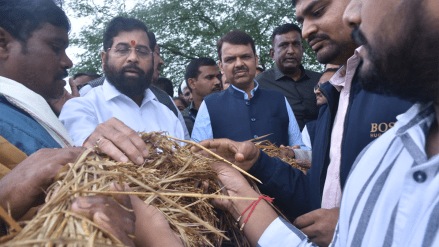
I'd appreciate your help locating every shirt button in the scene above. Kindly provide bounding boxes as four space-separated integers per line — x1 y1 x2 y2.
254 135 258 138
251 118 256 122
413 171 427 183
246 101 250 106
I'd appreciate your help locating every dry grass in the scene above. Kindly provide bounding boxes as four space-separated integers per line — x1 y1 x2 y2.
1 132 252 247
254 140 310 173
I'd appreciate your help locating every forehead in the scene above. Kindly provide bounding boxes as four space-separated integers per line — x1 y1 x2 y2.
29 23 69 46
274 31 302 43
112 30 150 47
198 65 219 75
296 0 331 17
221 42 254 57
175 100 184 105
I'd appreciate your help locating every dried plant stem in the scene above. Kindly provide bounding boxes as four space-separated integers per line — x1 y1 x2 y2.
171 137 262 184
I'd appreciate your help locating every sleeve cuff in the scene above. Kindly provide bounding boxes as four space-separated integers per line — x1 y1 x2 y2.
258 217 307 246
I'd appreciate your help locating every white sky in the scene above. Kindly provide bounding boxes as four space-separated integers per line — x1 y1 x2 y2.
63 1 139 90
65 1 139 65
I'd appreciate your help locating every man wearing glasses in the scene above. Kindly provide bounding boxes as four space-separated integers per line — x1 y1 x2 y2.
60 17 189 146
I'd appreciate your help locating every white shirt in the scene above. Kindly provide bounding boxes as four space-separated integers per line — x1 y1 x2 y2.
321 47 362 209
301 125 312 149
60 80 187 146
258 103 439 246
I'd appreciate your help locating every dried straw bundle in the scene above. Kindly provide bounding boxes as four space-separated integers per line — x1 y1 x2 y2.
3 132 250 247
254 140 310 173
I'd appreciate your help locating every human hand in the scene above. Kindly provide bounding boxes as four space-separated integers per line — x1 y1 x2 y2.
193 139 260 171
211 162 278 247
0 147 84 219
130 196 183 247
293 207 339 247
210 162 258 218
83 118 149 165
68 77 81 97
279 145 298 159
71 183 135 247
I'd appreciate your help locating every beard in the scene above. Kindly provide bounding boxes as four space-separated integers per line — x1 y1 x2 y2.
355 2 439 103
307 33 353 64
104 60 153 98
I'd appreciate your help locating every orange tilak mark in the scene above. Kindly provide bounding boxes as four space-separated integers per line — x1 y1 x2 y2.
130 40 136 46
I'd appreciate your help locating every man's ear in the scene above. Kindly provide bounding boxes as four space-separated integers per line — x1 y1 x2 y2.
218 60 224 74
269 48 274 60
100 51 107 71
0 27 14 59
188 78 196 90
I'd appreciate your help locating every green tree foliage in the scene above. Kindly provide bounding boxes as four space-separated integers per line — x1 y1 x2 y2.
66 0 322 87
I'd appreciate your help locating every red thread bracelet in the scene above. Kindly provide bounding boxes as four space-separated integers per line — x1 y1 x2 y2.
237 195 274 231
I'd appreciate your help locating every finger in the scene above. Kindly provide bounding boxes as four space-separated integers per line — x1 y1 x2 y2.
69 77 80 97
197 139 238 153
234 141 257 162
193 139 239 162
293 213 316 229
71 196 101 219
299 224 318 239
86 118 147 164
108 182 132 211
103 118 148 163
92 203 135 247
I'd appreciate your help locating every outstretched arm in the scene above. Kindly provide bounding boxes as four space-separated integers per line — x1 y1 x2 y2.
0 147 84 219
194 138 310 220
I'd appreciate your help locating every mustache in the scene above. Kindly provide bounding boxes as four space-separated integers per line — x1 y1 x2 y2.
122 64 145 74
56 70 68 80
233 66 248 74
307 33 331 44
213 84 222 90
351 28 368 46
283 56 298 61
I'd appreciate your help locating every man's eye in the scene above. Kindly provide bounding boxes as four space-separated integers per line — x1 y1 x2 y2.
116 47 129 53
312 6 326 17
51 44 62 54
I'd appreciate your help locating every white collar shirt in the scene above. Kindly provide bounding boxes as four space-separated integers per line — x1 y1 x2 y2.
258 102 439 246
60 79 185 146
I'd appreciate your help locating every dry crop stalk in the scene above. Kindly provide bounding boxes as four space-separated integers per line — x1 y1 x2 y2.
254 140 310 173
1 132 251 247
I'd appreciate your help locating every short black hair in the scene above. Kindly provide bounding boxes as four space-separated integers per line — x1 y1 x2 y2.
184 57 217 92
73 72 101 80
271 23 302 45
178 81 184 96
103 16 155 51
172 96 188 108
148 30 158 51
256 65 266 72
154 77 174 97
217 30 256 61
0 0 70 43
